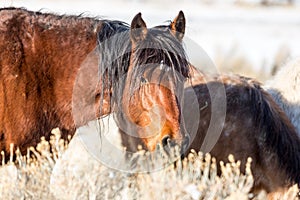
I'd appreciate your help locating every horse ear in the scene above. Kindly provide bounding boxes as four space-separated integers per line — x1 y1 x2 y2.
170 11 185 41
130 13 148 43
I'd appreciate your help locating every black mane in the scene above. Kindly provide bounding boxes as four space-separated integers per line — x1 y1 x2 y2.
97 20 190 113
131 26 190 86
96 20 131 114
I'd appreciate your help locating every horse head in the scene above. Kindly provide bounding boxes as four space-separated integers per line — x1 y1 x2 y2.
116 11 191 155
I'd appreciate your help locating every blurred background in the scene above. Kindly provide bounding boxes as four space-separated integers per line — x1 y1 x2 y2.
1 0 300 81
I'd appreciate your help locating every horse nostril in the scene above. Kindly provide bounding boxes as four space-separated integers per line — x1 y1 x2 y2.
161 135 171 146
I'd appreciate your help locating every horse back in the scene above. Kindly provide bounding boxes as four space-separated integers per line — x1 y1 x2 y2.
184 75 300 193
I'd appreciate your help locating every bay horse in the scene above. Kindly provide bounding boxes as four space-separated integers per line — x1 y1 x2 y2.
113 12 191 155
0 8 190 160
265 58 300 136
120 72 300 196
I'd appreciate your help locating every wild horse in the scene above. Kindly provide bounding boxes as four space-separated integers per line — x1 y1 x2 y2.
120 72 300 196
0 8 190 158
185 74 300 196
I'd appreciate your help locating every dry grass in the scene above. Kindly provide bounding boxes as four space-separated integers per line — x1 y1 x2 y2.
0 129 298 200
0 129 69 199
214 45 270 82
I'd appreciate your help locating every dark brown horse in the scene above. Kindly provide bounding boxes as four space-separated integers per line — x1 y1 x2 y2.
184 74 300 196
120 72 300 197
0 8 190 159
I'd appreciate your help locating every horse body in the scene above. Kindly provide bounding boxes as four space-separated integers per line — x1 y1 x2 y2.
0 8 104 154
184 74 300 194
265 58 300 136
0 8 107 154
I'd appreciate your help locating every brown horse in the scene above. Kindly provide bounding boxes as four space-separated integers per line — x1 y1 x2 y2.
184 74 300 195
0 8 190 159
114 12 191 154
120 72 300 196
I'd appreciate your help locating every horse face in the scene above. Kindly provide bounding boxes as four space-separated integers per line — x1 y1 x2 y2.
121 11 190 153
126 68 185 152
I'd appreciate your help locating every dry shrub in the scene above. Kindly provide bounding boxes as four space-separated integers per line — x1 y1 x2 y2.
0 128 68 199
0 129 298 199
132 151 255 200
